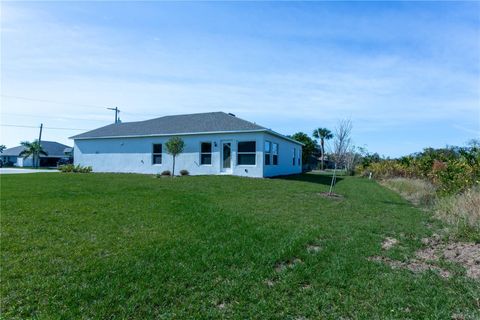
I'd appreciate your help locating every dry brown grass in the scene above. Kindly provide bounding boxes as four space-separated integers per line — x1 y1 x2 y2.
381 178 480 237
434 187 480 232
380 178 437 206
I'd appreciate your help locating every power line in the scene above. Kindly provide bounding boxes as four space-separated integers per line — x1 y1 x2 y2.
1 112 110 122
1 94 161 118
1 94 107 110
0 124 89 131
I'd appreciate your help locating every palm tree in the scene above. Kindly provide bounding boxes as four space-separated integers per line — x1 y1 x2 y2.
313 128 333 170
19 140 47 168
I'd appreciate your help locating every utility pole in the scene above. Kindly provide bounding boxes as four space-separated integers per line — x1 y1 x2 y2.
107 107 120 124
37 123 43 168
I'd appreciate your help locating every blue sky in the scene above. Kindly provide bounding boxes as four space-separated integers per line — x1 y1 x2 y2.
1 1 479 157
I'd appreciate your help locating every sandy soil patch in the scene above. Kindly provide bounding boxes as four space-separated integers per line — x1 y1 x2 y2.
369 256 451 278
275 258 303 273
307 244 322 253
372 235 480 280
382 237 399 250
417 238 480 280
318 192 344 200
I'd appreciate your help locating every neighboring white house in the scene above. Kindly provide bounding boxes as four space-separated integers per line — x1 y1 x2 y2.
0 141 72 167
71 112 302 178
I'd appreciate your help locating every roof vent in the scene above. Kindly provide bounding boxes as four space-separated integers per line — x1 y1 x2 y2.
228 113 236 117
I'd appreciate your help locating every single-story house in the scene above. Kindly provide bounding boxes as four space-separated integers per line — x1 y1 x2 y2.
0 141 73 167
71 112 303 177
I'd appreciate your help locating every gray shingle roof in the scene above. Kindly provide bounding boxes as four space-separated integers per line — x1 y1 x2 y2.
71 112 267 139
1 141 72 157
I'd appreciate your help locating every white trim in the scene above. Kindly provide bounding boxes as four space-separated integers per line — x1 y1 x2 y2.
237 140 257 166
199 141 213 166
220 140 233 173
152 143 163 165
70 129 304 146
272 142 279 166
264 140 272 166
71 130 266 140
265 130 304 146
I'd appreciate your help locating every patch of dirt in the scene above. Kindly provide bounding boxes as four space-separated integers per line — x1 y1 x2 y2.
275 258 303 273
369 256 451 278
318 192 344 199
372 235 480 280
421 233 442 246
307 244 322 253
415 247 438 261
451 313 467 320
440 243 479 279
264 279 275 287
418 236 480 280
382 237 399 250
300 282 312 290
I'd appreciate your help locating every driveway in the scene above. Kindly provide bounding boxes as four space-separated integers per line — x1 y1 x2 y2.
0 168 59 174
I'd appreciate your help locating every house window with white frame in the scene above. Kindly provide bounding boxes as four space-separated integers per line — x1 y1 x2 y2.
237 141 256 165
152 144 162 164
272 143 279 165
264 141 271 165
200 142 212 165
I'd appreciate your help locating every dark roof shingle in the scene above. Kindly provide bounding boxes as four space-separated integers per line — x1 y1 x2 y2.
71 112 266 139
1 141 71 157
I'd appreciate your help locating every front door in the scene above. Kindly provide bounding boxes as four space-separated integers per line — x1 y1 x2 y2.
221 141 232 173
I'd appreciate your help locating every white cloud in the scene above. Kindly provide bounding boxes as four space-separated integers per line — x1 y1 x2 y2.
1 2 478 156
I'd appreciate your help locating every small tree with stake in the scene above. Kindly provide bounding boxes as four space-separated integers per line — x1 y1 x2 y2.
329 119 353 195
165 137 185 177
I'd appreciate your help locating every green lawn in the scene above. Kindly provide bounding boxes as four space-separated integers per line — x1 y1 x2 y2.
1 173 478 319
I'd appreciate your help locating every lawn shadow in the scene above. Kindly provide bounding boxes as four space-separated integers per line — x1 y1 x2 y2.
272 172 344 187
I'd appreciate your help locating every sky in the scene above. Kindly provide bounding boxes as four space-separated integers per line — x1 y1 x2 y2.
1 1 479 157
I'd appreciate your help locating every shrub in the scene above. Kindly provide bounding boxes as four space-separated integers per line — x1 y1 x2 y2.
59 164 92 173
161 170 171 176
179 169 189 176
364 161 416 179
77 165 92 173
59 164 74 173
362 145 480 195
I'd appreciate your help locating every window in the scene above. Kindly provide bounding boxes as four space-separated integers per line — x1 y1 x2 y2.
293 148 296 166
298 153 301 166
237 141 256 165
152 144 162 164
264 141 271 165
272 143 279 165
200 142 212 165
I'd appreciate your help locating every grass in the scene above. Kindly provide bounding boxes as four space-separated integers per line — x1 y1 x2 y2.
1 173 479 319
